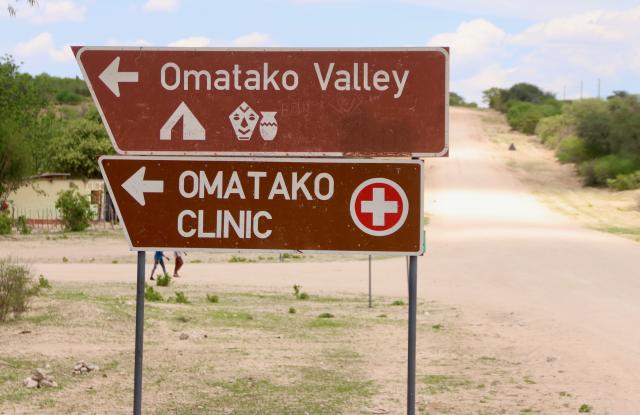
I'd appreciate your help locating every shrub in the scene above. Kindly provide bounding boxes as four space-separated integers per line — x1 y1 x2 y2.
298 292 309 300
535 114 574 148
156 273 171 287
16 215 31 235
144 285 163 302
55 189 93 231
507 102 560 134
579 155 638 186
606 171 640 191
555 136 589 163
55 90 82 105
392 300 405 306
0 213 11 235
288 307 296 314
318 312 335 319
0 258 37 322
206 293 219 303
174 291 190 304
38 275 51 289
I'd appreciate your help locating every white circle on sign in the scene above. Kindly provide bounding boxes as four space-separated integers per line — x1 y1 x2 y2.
350 178 409 237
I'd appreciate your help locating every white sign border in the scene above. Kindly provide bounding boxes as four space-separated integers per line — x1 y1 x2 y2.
76 46 449 158
99 156 425 256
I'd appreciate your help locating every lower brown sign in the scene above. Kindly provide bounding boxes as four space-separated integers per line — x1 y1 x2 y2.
100 156 423 254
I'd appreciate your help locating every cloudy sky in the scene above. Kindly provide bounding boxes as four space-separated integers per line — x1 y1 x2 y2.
1 0 639 104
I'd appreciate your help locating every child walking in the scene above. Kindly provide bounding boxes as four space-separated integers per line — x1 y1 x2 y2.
150 251 170 281
173 251 186 278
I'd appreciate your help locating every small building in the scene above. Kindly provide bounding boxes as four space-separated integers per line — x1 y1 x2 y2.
7 173 114 224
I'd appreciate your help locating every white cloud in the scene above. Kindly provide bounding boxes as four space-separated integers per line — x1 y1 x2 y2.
14 32 73 63
232 32 271 47
167 33 273 48
405 0 639 21
433 5 640 104
2 0 86 23
427 19 505 65
143 0 178 12
168 36 211 47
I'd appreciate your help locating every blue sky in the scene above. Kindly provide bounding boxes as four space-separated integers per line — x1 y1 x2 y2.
2 0 639 104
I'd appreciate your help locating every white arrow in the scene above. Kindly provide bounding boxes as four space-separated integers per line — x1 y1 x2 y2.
99 57 139 97
121 167 164 206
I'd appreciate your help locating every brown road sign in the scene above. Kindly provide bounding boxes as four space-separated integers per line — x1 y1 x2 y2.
75 47 449 157
100 156 424 254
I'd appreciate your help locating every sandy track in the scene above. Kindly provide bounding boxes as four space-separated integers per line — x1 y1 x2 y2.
12 107 640 413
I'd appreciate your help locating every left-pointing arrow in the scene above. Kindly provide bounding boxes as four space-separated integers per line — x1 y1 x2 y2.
98 56 139 97
121 167 164 206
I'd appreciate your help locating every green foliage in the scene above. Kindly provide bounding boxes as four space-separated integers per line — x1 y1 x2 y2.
0 258 36 322
535 114 574 148
15 215 30 235
392 299 405 306
55 90 82 105
156 273 171 287
47 117 113 178
0 213 11 235
484 83 556 113
556 136 589 163
174 291 190 304
578 403 593 413
38 275 51 289
144 285 163 302
566 99 612 156
292 284 308 300
298 292 309 300
206 293 219 303
606 171 640 191
229 255 255 263
507 101 561 134
579 155 638 186
288 307 296 314
318 312 335 319
55 189 93 231
449 92 478 108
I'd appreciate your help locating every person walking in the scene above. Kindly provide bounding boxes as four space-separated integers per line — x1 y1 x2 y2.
173 251 186 278
150 251 169 281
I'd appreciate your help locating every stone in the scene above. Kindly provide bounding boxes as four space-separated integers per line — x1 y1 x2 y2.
24 377 38 389
80 367 88 373
39 379 57 388
179 333 189 340
32 368 47 381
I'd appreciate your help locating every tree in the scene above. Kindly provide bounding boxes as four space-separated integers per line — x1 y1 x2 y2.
47 116 114 178
0 56 43 197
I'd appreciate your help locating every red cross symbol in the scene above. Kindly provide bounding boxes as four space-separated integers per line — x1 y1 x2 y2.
350 178 409 236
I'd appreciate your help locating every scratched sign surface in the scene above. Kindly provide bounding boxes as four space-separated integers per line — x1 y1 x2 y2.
75 47 448 156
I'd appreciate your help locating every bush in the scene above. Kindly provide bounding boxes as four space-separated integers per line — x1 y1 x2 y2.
16 215 31 235
606 171 640 191
0 258 37 322
535 114 574 149
206 293 219 303
156 273 171 287
55 90 82 105
392 300 405 306
55 189 93 231
318 312 335 319
288 307 296 314
555 136 589 163
144 285 163 302
298 292 309 300
507 102 560 134
38 275 51 289
0 213 12 235
174 291 190 304
579 155 638 186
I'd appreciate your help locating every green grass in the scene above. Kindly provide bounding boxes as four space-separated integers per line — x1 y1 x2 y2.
579 404 593 413
596 225 640 241
422 374 472 394
229 255 256 263
165 367 375 415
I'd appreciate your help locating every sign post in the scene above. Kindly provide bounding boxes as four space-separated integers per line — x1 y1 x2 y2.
133 251 145 415
75 46 448 415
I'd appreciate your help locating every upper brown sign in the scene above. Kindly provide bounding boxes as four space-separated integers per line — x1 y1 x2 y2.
74 47 448 156
100 156 424 254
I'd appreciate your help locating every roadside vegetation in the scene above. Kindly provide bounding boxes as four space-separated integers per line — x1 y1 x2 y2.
450 91 478 108
484 83 640 191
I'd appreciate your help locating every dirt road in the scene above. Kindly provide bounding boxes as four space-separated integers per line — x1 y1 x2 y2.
9 107 640 413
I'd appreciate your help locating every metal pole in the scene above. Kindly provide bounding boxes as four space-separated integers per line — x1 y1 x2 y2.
368 255 372 308
407 255 418 415
133 251 145 415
